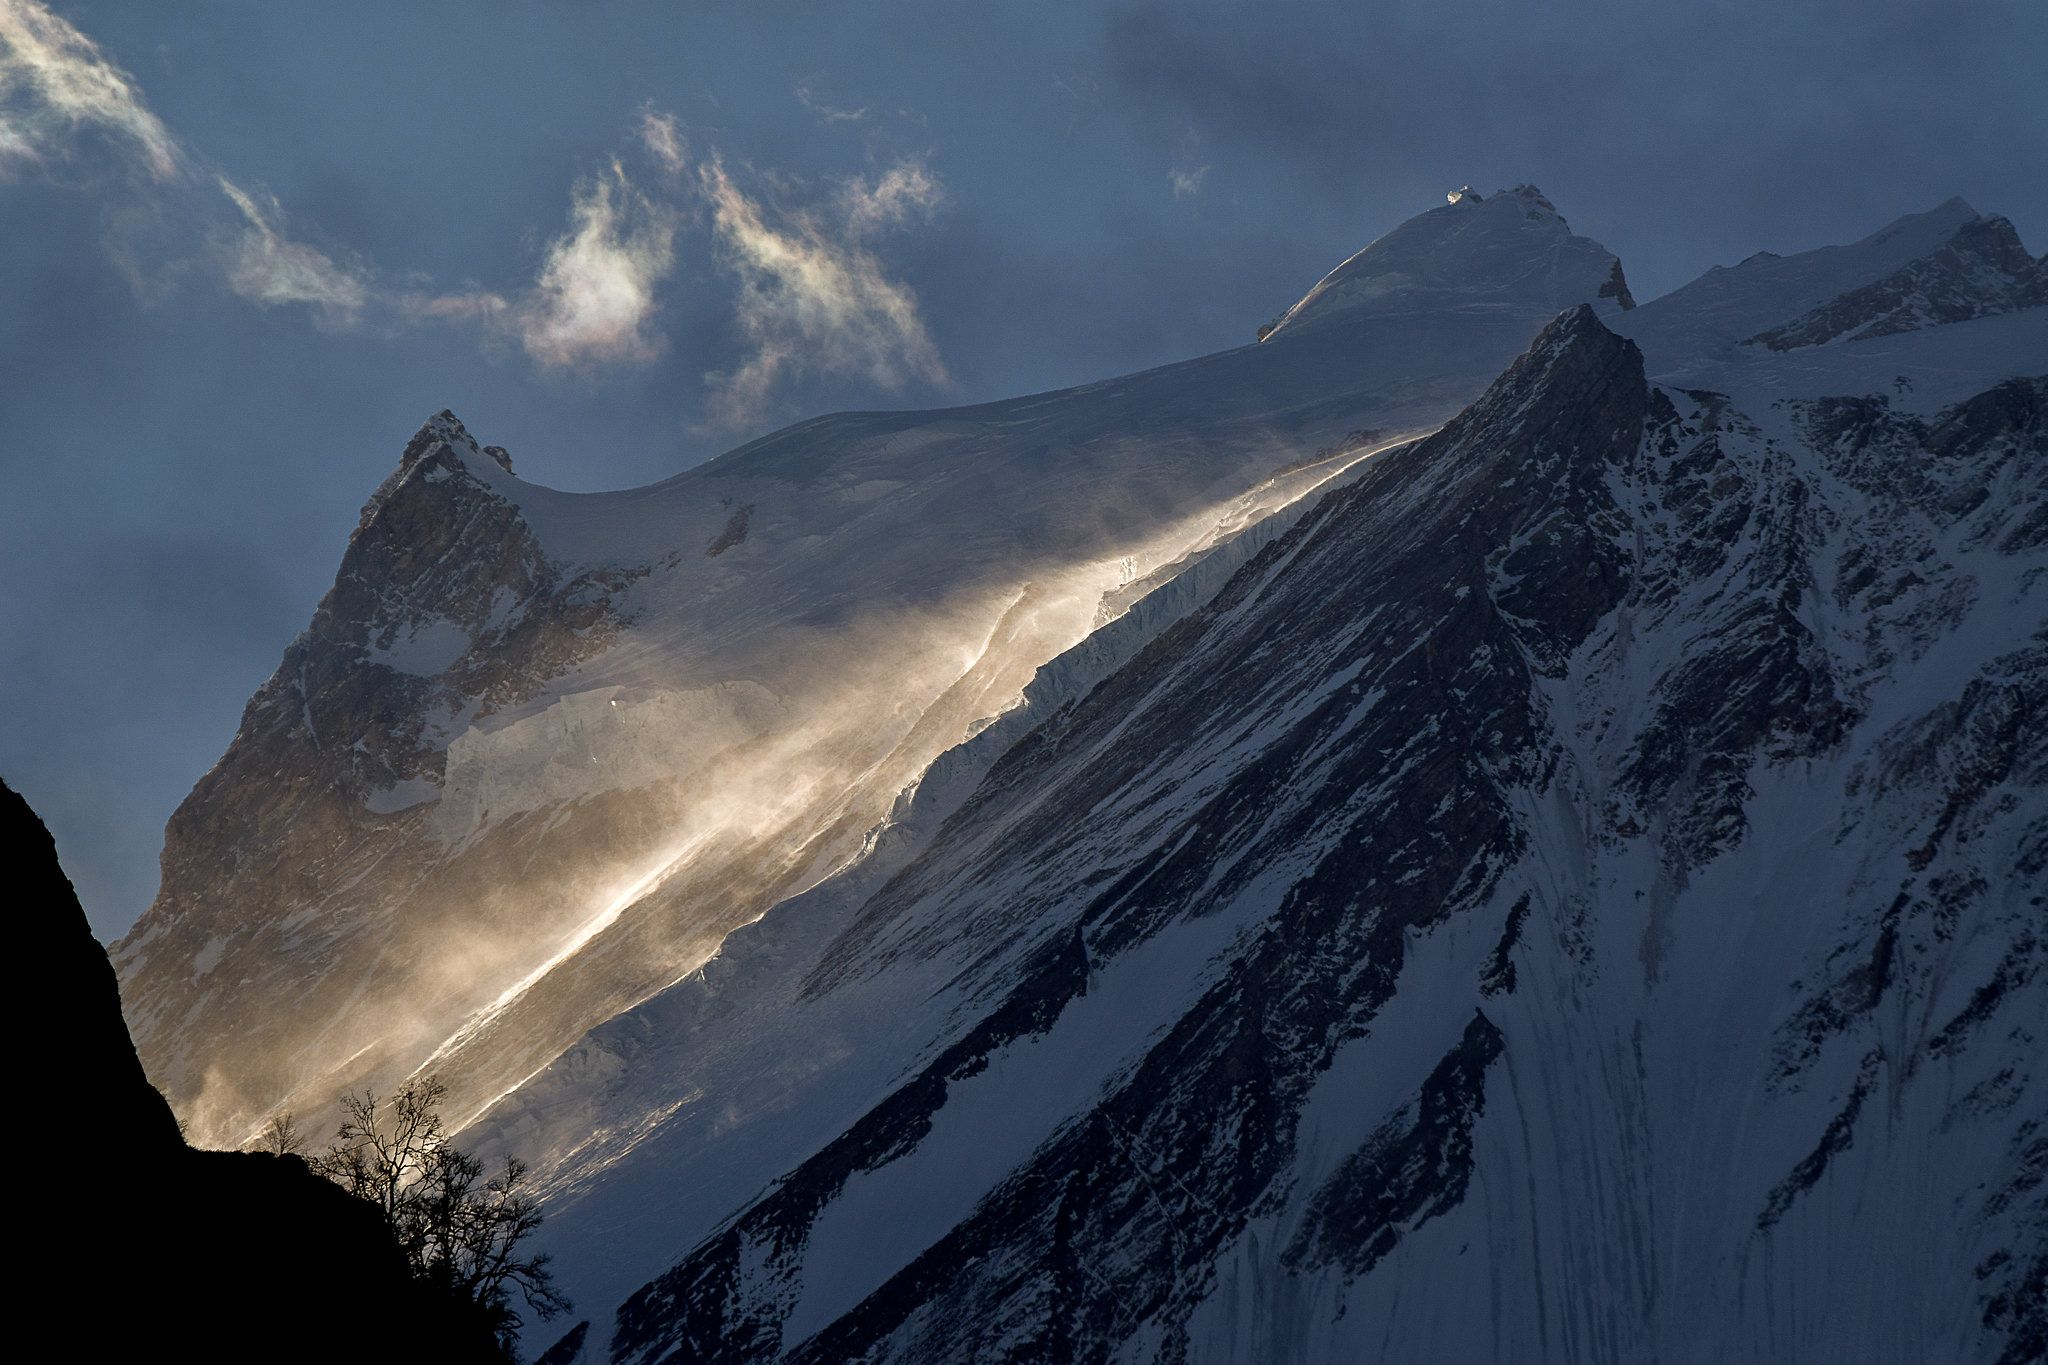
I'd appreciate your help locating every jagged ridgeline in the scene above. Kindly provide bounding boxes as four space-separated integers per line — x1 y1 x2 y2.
117 187 2045 1363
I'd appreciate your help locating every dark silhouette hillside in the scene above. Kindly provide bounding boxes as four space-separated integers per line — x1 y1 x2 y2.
12 776 502 1364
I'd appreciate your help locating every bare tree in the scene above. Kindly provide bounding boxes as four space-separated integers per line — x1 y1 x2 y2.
259 1111 304 1156
312 1077 566 1356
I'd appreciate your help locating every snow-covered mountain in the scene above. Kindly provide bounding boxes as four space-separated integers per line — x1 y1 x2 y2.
117 187 2045 1363
115 183 1632 1148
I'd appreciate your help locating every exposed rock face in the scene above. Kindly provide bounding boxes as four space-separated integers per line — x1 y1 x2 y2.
522 312 2043 1364
12 777 499 1364
1749 215 2046 350
1600 257 1637 310
1284 1010 1505 1277
117 411 644 1142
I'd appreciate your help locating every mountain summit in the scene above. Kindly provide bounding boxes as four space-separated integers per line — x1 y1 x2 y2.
1261 183 1634 341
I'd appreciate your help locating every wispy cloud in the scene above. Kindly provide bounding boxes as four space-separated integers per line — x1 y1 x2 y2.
699 154 946 427
1 0 378 323
639 103 686 177
838 159 943 235
795 83 870 124
515 161 680 369
0 0 180 179
395 288 508 326
1 2 681 369
6 9 949 406
1169 163 1210 199
214 176 369 317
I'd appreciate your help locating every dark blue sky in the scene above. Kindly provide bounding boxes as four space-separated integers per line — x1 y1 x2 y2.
4 0 2044 935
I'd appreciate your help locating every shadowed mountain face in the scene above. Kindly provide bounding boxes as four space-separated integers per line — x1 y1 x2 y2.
110 188 2046 1364
606 304 1661 1364
12 778 502 1365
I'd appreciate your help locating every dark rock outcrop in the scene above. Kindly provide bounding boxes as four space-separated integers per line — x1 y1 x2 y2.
1600 257 1638 310
1286 1011 1506 1276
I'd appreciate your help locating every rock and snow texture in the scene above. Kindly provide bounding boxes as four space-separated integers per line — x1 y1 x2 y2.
481 218 2041 1362
118 187 2045 1363
1746 215 2046 351
1612 196 1989 364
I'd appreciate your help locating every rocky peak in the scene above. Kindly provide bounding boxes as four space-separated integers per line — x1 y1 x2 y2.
1747 212 2045 350
121 396 639 1134
1364 304 1648 536
400 408 475 467
1480 303 1644 413
360 411 519 541
1502 182 1561 217
1320 304 1647 540
397 409 514 477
